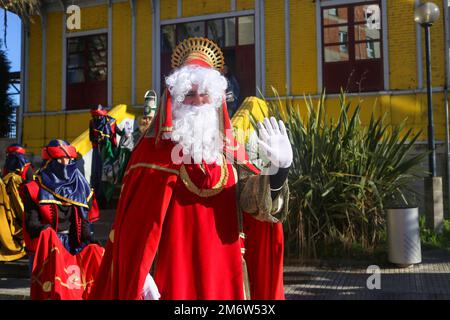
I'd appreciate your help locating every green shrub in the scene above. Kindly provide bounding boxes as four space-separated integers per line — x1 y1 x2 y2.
252 89 427 259
420 216 450 249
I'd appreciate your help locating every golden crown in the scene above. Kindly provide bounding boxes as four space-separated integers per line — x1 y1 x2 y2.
171 37 225 71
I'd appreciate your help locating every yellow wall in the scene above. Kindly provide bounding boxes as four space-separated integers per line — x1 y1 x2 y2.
112 2 132 106
66 4 108 32
22 112 93 154
44 114 60 142
27 17 42 113
160 0 178 20
65 113 93 141
45 12 63 112
265 0 286 96
289 92 448 142
182 0 229 17
237 0 254 11
421 0 445 88
136 0 153 105
22 0 450 155
290 0 317 95
387 0 417 89
23 116 44 154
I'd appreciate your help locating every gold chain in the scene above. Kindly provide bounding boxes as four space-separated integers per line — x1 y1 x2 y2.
179 156 229 198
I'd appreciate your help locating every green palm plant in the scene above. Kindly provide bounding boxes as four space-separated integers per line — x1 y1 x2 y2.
0 0 40 18
250 89 427 259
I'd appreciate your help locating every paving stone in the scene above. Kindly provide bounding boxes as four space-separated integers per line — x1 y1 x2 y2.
284 248 450 300
0 278 30 300
1 247 450 300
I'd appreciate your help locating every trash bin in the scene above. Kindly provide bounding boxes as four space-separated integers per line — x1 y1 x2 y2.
386 206 421 267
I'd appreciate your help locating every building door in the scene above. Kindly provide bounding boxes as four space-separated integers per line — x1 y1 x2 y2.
160 15 255 104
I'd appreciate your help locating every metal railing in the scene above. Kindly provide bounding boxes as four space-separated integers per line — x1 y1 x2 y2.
0 105 18 139
2 71 20 139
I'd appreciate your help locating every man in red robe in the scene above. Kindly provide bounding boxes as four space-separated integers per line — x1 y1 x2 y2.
89 37 292 300
21 140 103 299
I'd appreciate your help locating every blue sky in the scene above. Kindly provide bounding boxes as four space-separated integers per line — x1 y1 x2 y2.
0 10 21 104
0 10 21 72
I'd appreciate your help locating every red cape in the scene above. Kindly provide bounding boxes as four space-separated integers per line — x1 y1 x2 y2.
89 136 284 300
244 214 285 299
31 228 104 300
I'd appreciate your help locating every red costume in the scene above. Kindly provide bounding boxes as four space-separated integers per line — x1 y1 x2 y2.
21 180 99 254
21 140 103 300
30 228 103 300
89 106 119 149
89 38 285 300
243 214 285 299
2 144 33 181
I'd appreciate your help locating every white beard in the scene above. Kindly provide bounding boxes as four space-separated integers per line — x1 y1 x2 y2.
169 103 223 164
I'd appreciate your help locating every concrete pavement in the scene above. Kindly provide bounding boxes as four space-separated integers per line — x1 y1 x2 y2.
2 248 450 300
284 248 450 300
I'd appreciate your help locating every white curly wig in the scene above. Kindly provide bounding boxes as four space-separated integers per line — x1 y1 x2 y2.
164 65 227 164
165 65 228 107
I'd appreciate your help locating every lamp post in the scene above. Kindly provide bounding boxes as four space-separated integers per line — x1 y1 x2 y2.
415 2 440 176
415 2 444 232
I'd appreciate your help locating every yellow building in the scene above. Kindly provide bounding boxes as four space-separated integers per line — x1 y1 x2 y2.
16 0 450 156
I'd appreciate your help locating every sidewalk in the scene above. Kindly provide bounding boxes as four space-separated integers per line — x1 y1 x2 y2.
2 248 450 300
0 258 29 300
0 278 29 300
284 248 450 300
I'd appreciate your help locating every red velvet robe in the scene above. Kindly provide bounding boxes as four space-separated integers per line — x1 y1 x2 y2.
244 215 285 300
89 136 284 300
31 228 104 300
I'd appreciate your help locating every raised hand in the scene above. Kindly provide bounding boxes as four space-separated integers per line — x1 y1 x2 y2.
257 117 293 169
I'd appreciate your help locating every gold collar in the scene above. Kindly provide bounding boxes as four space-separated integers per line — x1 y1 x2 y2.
179 156 229 198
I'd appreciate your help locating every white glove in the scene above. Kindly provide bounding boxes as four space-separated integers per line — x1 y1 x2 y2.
257 117 293 169
142 273 161 300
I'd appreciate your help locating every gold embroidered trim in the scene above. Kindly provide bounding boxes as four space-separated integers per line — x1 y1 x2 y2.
109 229 114 243
39 199 71 206
42 281 52 292
34 247 60 279
87 189 94 202
171 37 225 71
33 276 94 292
93 128 110 139
124 163 179 177
32 246 96 292
179 156 229 198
